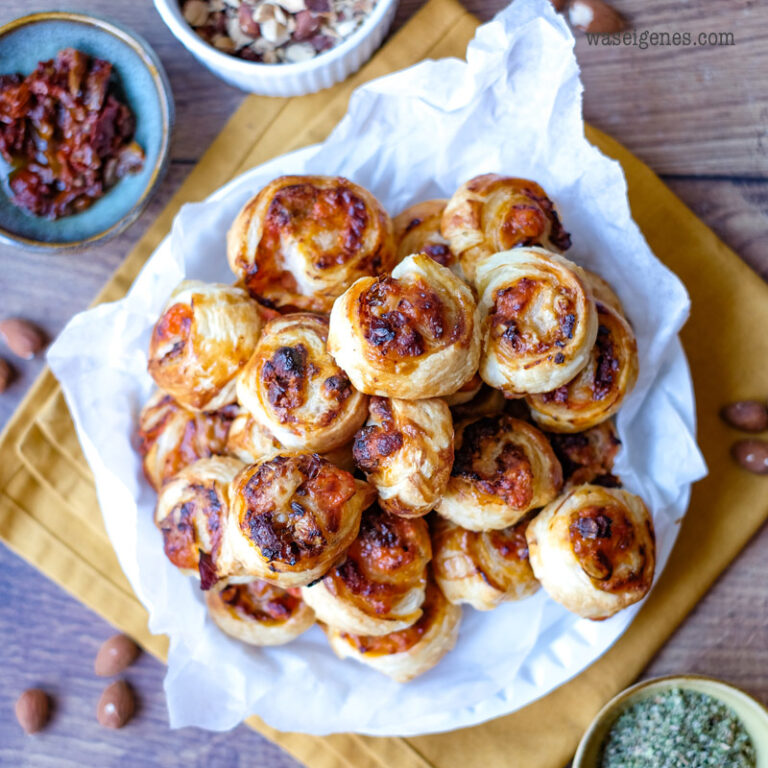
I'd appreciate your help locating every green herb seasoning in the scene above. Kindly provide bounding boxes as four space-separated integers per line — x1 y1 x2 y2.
600 687 757 768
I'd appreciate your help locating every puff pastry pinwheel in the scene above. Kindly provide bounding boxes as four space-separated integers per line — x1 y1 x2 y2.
548 421 622 489
475 248 598 396
227 175 396 312
301 506 432 636
436 414 562 531
526 484 655 620
225 408 283 464
138 390 237 491
226 407 356 472
236 313 368 453
526 302 638 432
431 516 539 610
443 373 483 407
393 199 459 272
221 453 375 588
324 579 461 682
583 269 624 317
205 579 315 646
442 174 572 282
352 397 454 518
449 383 506 422
328 253 481 399
148 280 263 411
154 456 245 588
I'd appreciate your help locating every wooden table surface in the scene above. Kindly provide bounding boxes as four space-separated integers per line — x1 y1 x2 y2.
1 0 767 765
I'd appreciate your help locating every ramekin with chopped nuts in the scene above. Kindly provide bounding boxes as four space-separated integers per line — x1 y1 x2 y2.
155 0 397 94
181 0 375 64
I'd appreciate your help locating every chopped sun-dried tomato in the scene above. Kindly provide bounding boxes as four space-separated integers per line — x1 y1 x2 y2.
0 48 144 219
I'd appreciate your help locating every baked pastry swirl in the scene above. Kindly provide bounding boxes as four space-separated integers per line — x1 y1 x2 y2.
226 407 356 471
548 421 622 489
237 313 367 452
431 516 539 610
475 248 598 396
393 199 459 271
449 383 506 422
138 390 237 491
221 453 375 588
352 397 454 518
225 408 283 464
227 175 396 312
205 579 315 646
442 174 571 282
436 414 562 531
154 456 245 588
148 280 263 411
324 579 461 682
301 506 432 636
526 302 638 432
443 373 483 407
328 253 481 399
526 484 655 620
583 269 624 317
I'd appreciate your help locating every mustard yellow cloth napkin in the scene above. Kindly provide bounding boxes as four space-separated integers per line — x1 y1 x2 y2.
2 0 767 765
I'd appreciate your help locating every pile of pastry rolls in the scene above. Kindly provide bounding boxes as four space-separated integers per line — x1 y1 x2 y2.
138 173 654 683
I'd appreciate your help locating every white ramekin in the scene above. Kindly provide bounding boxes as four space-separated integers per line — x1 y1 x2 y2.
153 0 398 96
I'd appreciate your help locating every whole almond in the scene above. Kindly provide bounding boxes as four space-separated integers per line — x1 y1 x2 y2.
0 318 46 360
0 358 12 393
97 680 135 729
15 689 51 734
183 0 209 27
720 401 768 433
94 634 140 677
731 440 768 475
568 0 626 33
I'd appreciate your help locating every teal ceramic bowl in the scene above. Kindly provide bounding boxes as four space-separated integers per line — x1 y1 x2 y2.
0 12 173 251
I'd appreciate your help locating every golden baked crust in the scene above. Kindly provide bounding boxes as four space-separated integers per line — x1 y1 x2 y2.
325 579 461 682
476 248 598 396
237 313 368 452
227 175 395 312
393 199 460 273
147 280 263 411
583 269 624 317
226 407 357 472
548 421 622 489
527 302 638 432
442 174 571 282
353 397 454 517
328 254 481 399
526 484 655 620
221 453 375 588
138 390 237 491
154 456 245 587
301 506 432 636
206 579 315 646
448 383 507 422
431 515 539 610
436 414 562 531
225 408 283 464
442 372 483 407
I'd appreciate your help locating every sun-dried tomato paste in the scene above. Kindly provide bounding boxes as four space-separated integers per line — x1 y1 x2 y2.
0 48 145 219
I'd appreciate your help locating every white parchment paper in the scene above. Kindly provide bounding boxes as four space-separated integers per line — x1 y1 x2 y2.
48 0 707 736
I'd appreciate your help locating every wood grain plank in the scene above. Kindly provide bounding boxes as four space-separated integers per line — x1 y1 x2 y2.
574 0 768 177
0 554 303 768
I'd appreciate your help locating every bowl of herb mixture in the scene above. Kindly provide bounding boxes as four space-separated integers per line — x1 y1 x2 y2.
574 675 768 768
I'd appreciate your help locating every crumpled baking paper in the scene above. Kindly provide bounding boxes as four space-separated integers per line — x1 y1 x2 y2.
48 0 708 736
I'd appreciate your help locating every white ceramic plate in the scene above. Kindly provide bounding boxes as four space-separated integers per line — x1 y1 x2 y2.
50 0 707 735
